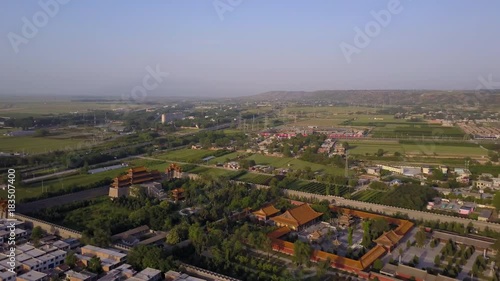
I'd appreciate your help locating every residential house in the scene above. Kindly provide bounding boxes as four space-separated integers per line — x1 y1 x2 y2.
128 268 162 281
16 270 47 281
478 210 492 222
223 162 240 170
65 270 97 281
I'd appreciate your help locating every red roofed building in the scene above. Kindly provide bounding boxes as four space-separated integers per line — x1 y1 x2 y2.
271 204 322 230
109 166 162 198
253 205 280 221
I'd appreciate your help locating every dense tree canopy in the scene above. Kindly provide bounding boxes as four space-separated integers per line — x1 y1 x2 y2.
377 184 439 210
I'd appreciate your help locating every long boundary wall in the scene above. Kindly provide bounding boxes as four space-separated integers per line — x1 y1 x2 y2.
282 189 500 232
14 213 82 239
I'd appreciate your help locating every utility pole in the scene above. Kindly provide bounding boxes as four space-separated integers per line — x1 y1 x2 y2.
344 151 349 178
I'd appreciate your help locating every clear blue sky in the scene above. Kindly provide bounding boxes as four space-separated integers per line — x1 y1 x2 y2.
1 0 499 97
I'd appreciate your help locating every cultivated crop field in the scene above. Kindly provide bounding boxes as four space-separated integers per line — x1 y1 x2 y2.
243 154 345 176
347 139 488 157
0 135 88 154
0 96 147 117
155 148 217 163
371 124 465 139
286 180 351 196
351 190 386 203
189 166 243 179
208 151 246 164
292 118 348 127
235 173 274 185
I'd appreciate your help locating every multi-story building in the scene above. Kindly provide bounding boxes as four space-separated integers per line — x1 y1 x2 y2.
0 270 16 281
65 270 97 281
16 270 47 281
165 164 185 181
128 268 162 281
475 180 493 189
79 245 126 272
109 167 162 198
98 264 136 281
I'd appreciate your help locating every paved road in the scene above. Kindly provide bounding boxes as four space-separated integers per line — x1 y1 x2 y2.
22 168 80 184
17 186 108 213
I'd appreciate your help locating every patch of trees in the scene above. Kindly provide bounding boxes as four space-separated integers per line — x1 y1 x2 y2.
471 255 488 278
361 218 390 248
414 228 427 247
375 184 439 210
369 181 388 190
127 245 176 272
238 159 256 169
182 177 280 223
185 222 290 281
493 191 500 211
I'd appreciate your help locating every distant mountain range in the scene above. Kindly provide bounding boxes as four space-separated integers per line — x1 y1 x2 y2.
242 90 500 107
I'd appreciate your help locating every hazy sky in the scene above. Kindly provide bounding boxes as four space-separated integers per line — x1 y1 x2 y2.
1 0 499 97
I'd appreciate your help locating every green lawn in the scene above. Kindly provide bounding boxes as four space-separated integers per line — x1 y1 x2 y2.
155 148 216 162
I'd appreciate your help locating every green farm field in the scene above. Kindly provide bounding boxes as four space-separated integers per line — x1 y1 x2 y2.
371 125 465 138
0 135 87 154
292 118 348 127
243 154 346 176
0 97 145 117
286 106 377 115
207 151 246 164
348 139 488 157
155 148 215 162
188 166 243 178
